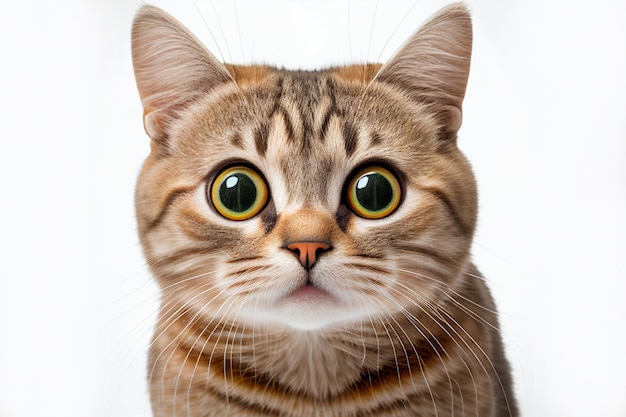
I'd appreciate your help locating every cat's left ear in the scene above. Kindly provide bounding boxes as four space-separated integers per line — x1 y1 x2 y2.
131 5 235 144
375 3 472 138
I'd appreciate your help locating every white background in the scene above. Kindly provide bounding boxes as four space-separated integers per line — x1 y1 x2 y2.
1 1 625 416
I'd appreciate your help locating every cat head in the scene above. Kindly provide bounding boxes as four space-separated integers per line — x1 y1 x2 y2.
132 3 476 331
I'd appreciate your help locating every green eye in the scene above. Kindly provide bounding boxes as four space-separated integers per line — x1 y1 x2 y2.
210 166 269 221
346 166 401 219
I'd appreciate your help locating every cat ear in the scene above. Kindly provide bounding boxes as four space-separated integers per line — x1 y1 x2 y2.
131 5 235 144
375 3 472 137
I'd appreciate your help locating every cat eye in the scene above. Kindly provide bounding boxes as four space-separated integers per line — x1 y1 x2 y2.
346 166 402 219
209 165 269 221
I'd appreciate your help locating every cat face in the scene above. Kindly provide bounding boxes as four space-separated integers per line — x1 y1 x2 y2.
133 5 476 331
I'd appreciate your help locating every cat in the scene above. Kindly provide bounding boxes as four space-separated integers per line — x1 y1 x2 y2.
131 3 518 416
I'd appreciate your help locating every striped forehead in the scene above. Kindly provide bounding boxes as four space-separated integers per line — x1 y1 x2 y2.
247 73 369 210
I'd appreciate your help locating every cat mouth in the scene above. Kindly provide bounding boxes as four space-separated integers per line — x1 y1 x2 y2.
289 282 333 301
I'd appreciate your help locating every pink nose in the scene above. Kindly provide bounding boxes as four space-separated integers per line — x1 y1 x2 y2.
287 241 331 269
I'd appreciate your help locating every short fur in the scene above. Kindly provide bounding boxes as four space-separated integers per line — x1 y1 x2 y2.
131 4 518 416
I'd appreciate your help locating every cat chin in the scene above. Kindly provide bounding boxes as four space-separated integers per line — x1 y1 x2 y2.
239 302 368 331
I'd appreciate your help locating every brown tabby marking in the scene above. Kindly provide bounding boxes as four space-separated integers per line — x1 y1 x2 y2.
132 3 518 417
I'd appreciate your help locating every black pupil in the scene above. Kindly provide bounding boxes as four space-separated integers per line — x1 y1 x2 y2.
219 173 257 213
355 172 393 212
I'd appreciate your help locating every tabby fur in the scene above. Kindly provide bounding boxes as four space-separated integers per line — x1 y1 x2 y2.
131 3 518 416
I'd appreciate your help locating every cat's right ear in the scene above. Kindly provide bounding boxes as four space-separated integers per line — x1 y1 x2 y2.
131 5 234 144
